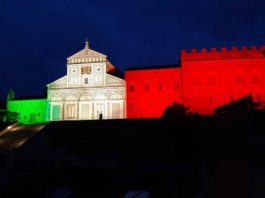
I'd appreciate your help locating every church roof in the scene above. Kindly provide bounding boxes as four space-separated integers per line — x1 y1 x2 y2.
106 60 124 78
67 40 107 64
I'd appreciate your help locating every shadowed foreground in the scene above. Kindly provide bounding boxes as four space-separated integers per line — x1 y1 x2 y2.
0 110 263 197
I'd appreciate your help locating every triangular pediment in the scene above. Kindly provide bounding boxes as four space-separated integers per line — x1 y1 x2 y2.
67 48 107 64
47 76 67 88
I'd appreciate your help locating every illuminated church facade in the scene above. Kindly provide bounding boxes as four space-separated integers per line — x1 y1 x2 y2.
47 40 126 121
6 42 265 123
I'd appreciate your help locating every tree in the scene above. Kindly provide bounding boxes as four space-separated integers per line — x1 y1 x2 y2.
6 89 15 102
161 101 189 120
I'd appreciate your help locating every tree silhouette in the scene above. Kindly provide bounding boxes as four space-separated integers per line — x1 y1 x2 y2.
6 89 15 102
161 101 189 120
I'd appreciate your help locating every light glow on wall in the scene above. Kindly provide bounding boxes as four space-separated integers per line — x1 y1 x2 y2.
181 46 265 114
125 67 182 118
7 99 49 124
125 46 265 117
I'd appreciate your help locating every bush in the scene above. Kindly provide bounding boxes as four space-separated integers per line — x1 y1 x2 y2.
161 101 189 120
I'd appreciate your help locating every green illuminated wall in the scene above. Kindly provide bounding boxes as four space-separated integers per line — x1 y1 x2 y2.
7 99 49 124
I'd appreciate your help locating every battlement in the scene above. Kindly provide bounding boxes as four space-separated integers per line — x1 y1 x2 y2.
181 45 265 61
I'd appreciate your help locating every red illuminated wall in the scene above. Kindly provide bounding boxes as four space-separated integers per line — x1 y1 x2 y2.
181 46 265 114
125 67 182 118
125 45 265 118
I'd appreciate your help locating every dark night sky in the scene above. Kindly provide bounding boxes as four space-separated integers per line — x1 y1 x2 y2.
1 0 265 101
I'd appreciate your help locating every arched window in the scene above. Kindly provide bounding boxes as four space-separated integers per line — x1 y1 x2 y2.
65 95 77 101
80 95 92 101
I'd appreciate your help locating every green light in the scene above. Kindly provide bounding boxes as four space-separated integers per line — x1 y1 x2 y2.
7 99 49 124
52 105 61 121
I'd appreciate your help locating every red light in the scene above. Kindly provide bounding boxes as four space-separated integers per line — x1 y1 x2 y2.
126 46 265 117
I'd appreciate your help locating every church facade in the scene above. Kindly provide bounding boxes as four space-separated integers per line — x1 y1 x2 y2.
47 41 126 121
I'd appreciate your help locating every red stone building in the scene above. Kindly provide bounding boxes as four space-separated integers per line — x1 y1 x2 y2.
125 66 182 118
125 46 265 118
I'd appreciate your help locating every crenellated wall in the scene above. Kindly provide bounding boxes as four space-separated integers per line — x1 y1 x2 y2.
126 45 265 117
181 45 265 114
181 46 265 61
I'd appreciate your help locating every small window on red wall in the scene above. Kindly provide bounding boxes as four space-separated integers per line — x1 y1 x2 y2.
145 84 150 92
209 95 214 102
174 83 179 91
208 76 216 86
251 74 260 84
129 85 134 92
235 74 244 85
158 83 163 91
192 76 202 86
